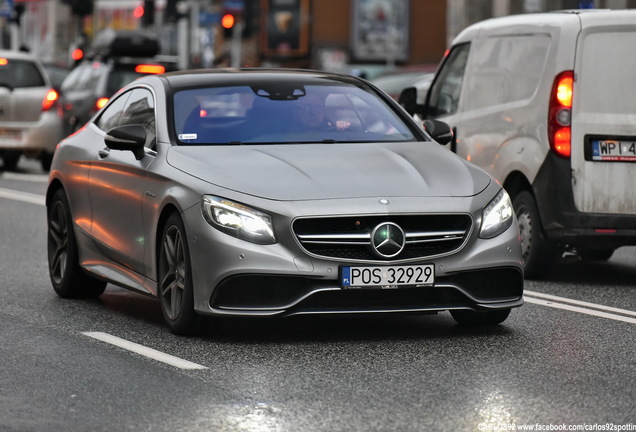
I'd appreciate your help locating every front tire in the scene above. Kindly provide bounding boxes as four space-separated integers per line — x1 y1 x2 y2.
47 188 107 298
450 309 511 325
513 190 558 279
158 213 200 335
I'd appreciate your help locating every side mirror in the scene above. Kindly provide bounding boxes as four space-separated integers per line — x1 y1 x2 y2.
422 119 453 146
398 87 418 116
104 124 146 160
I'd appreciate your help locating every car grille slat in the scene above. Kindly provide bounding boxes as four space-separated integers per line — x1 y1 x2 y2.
293 215 472 262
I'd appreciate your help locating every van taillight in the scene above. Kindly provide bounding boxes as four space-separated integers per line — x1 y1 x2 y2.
42 89 59 111
548 71 573 158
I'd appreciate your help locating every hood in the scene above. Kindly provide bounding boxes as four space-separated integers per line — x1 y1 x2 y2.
167 142 491 201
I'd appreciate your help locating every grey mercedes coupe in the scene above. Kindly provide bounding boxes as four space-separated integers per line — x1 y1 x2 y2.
46 68 523 335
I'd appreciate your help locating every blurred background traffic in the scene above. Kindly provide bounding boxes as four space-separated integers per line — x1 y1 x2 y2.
0 0 628 171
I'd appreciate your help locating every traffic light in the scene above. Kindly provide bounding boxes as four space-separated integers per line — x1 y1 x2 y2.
221 13 236 39
165 0 184 23
141 0 155 26
62 0 94 16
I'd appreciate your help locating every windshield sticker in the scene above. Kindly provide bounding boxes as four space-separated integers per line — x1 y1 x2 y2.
179 133 198 140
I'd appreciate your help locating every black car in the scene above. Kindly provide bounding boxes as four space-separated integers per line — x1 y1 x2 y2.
58 29 178 135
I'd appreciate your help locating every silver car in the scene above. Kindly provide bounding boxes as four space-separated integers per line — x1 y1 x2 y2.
0 50 65 171
46 69 523 335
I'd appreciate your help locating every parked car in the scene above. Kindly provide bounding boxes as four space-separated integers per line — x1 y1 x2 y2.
46 68 523 335
409 9 636 279
0 50 65 171
58 29 178 135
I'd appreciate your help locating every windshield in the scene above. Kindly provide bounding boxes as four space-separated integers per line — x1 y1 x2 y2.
173 83 415 144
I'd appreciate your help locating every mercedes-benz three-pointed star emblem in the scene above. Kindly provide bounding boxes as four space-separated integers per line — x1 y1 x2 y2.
371 222 405 258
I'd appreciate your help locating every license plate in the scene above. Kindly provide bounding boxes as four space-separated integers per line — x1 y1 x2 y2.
341 264 434 288
0 128 22 144
591 139 636 162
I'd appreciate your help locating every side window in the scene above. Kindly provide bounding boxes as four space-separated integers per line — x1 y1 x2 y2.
427 43 470 117
95 92 130 131
119 88 156 148
60 65 85 92
463 34 550 110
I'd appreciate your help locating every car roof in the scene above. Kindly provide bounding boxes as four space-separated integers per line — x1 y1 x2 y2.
0 49 41 62
152 68 369 91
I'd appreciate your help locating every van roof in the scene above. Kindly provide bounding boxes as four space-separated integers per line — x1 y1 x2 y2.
453 9 636 43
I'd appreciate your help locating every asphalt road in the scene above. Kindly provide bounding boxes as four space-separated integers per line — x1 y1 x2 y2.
1 160 635 432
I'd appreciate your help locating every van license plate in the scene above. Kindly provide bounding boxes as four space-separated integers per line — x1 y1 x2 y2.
591 139 636 162
341 265 434 288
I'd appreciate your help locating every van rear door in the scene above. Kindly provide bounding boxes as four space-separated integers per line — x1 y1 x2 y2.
571 11 636 215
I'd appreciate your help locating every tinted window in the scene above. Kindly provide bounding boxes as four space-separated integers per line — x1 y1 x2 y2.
173 83 415 145
95 92 130 131
427 43 470 117
119 88 156 147
463 34 550 110
0 59 45 88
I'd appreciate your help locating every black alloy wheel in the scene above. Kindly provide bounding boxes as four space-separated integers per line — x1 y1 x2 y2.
47 188 107 298
158 213 200 335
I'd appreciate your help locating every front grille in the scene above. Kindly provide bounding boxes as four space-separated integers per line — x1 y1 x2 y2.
293 214 472 261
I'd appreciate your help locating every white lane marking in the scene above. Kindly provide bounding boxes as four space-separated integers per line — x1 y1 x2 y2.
0 187 45 206
0 172 49 182
83 332 208 370
525 289 636 318
524 296 636 325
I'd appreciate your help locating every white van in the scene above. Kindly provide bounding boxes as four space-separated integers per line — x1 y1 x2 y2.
407 9 636 278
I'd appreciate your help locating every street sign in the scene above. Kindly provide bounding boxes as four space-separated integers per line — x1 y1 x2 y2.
199 11 220 26
224 0 244 13
0 0 14 18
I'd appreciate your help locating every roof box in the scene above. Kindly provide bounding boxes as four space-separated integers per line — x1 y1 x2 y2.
92 29 161 58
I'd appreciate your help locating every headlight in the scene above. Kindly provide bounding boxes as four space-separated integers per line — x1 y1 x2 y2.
479 189 513 239
201 196 276 244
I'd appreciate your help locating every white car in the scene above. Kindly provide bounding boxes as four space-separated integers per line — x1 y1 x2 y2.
0 50 64 171
411 10 636 278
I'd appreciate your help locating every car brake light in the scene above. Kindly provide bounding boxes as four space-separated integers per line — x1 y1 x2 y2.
0 58 8 65
548 71 573 158
135 64 165 74
96 97 109 110
42 89 59 111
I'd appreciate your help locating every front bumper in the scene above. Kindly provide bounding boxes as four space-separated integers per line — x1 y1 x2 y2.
183 195 524 318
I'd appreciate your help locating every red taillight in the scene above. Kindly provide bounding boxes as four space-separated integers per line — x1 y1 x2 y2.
95 97 109 110
135 64 165 74
548 71 574 158
42 89 59 111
